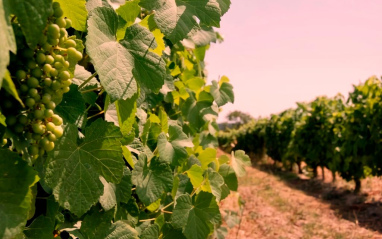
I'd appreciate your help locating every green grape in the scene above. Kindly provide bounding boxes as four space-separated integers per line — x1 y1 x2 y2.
22 48 34 58
54 62 63 70
47 133 57 142
54 7 63 18
6 115 17 126
31 68 42 78
65 18 72 29
32 133 41 141
51 81 61 90
25 98 36 108
50 68 58 77
54 55 64 62
67 47 82 61
20 84 29 93
27 77 40 88
39 148 46 156
42 43 53 52
44 78 52 86
45 55 54 64
25 132 33 140
14 124 24 133
36 53 46 64
56 17 66 28
1 138 7 146
41 93 52 104
27 60 37 69
34 109 45 119
52 2 60 9
43 63 52 74
46 122 56 132
53 126 63 138
47 24 60 39
44 141 55 152
18 115 28 125
48 38 59 46
45 109 54 118
28 88 39 97
46 101 56 110
29 145 39 156
62 86 70 93
34 94 41 101
63 60 70 68
59 71 70 81
65 39 76 48
59 28 66 38
52 114 63 126
40 137 49 147
61 79 71 87
32 123 44 134
16 70 27 80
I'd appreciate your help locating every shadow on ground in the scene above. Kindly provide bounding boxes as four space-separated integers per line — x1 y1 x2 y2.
254 163 382 234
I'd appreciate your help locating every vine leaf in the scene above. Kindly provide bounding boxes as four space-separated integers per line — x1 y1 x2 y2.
9 0 51 48
203 168 224 201
218 164 238 191
172 192 221 239
55 84 86 128
55 0 88 31
0 149 39 239
198 148 216 169
210 79 234 107
231 150 250 177
157 124 193 165
86 6 167 102
43 119 124 216
0 0 16 81
132 155 173 206
140 0 230 43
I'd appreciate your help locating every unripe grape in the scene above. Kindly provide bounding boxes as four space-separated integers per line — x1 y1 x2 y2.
34 94 41 102
36 53 46 64
56 17 66 28
48 38 59 46
44 141 55 151
51 81 61 90
27 60 37 69
52 2 60 9
65 39 76 48
31 68 42 78
46 101 56 110
45 109 54 118
65 18 72 29
54 62 63 70
52 115 63 126
42 43 52 52
43 64 52 74
54 55 64 62
67 47 82 61
29 145 39 156
16 70 27 80
50 68 58 77
40 137 49 147
62 86 70 93
25 98 35 108
45 55 54 64
41 93 52 104
20 84 29 93
34 109 45 119
22 48 34 58
47 133 57 142
59 28 66 38
46 122 56 132
32 123 44 134
26 132 33 140
6 115 17 126
44 78 52 86
53 126 63 138
39 148 46 156
14 124 24 133
47 24 60 38
32 133 41 141
61 79 71 87
18 115 28 125
27 77 39 88
2 138 7 146
28 88 39 97
59 71 70 81
54 7 63 18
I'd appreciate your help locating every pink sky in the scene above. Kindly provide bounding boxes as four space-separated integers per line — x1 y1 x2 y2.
205 0 382 122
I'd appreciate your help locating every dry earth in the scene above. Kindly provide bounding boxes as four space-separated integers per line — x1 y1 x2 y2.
218 150 382 239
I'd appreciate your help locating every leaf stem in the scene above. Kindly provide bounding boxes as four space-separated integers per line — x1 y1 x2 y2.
87 110 104 120
161 201 174 211
162 210 173 214
139 218 156 222
78 72 98 90
80 86 103 94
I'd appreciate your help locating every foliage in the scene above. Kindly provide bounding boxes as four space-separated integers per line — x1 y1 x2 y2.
0 0 246 238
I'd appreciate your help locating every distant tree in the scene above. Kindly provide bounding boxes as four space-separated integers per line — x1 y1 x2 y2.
227 111 254 125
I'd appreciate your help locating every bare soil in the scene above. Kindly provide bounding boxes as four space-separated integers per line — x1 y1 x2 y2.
218 150 382 239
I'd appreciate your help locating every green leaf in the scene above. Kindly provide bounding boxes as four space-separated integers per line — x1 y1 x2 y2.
132 155 173 206
0 0 16 81
182 94 217 131
55 0 87 31
231 150 250 177
55 84 86 128
210 80 234 107
43 119 124 216
216 0 230 15
104 221 139 239
172 192 221 239
218 164 238 191
140 15 165 56
72 65 99 87
1 70 24 107
204 168 224 201
141 223 160 239
10 0 51 48
158 124 193 165
86 7 167 102
0 149 39 239
140 0 229 43
198 148 216 169
186 165 204 189
115 0 140 39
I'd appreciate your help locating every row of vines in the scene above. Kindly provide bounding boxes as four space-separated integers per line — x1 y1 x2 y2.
219 76 382 193
0 0 250 239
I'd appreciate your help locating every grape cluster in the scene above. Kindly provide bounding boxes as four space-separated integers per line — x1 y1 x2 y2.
1 2 82 160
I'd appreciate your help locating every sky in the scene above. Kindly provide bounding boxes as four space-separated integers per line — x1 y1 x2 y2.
205 0 382 122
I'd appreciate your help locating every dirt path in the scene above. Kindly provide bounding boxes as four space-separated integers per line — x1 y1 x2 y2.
219 152 382 239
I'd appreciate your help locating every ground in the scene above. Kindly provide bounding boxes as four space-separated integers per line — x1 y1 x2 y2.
218 150 382 239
